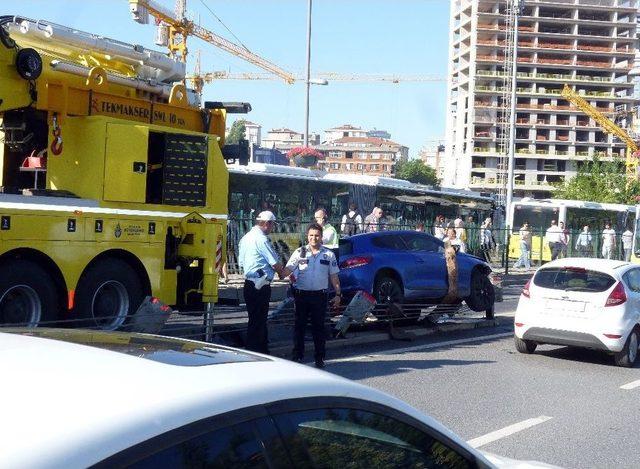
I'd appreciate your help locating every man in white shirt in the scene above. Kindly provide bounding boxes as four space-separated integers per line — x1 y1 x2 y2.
286 223 341 368
545 220 563 261
602 223 617 260
340 202 363 236
622 228 634 262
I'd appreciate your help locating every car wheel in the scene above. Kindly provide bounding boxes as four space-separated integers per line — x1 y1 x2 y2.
465 270 495 313
74 258 144 331
514 336 537 354
614 329 639 368
0 259 59 327
374 276 404 305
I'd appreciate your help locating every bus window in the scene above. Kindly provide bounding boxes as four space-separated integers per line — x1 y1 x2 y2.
512 205 557 232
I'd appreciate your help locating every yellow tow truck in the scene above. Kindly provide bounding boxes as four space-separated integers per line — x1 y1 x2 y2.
0 15 249 330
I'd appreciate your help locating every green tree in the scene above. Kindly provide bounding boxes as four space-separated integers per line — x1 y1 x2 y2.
394 159 439 187
553 156 640 204
226 119 246 145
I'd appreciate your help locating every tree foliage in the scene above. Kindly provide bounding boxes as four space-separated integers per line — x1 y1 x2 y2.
226 119 246 145
394 159 439 187
553 156 640 204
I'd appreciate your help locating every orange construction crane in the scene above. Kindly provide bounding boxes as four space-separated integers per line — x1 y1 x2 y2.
128 0 295 85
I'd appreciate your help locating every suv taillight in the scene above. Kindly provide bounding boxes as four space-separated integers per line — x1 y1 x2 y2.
522 278 531 298
605 281 627 307
339 256 372 269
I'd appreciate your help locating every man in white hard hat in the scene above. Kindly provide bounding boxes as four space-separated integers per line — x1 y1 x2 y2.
238 210 289 354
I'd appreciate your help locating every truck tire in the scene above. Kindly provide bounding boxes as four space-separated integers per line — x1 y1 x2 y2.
0 259 59 327
74 258 144 331
465 270 495 313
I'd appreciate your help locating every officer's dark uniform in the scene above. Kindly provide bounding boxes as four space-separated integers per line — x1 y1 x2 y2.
286 245 339 364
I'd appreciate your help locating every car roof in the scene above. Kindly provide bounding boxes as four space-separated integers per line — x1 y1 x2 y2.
538 257 631 276
1 329 464 468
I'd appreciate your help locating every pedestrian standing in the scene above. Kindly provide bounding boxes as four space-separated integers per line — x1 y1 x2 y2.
364 207 386 233
286 223 341 369
340 202 363 236
415 222 425 232
314 208 338 249
443 227 466 253
479 217 494 262
575 225 593 258
433 215 446 240
622 227 633 262
559 221 569 258
602 223 617 260
454 217 467 244
513 221 531 269
238 211 289 354
546 220 563 261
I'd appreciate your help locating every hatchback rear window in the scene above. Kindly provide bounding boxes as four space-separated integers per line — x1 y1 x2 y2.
533 267 616 292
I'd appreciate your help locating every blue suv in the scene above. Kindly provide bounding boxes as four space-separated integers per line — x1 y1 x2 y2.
338 231 495 318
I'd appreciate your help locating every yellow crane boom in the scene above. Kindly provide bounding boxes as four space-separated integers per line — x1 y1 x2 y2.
128 0 295 84
194 71 445 83
561 84 638 174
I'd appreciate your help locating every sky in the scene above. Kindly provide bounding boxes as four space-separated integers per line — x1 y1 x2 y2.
16 0 451 158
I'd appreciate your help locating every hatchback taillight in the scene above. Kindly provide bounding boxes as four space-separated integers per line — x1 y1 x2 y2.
605 281 627 307
522 278 531 298
339 256 372 269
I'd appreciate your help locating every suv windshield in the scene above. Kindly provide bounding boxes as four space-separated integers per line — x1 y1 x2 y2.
533 267 616 292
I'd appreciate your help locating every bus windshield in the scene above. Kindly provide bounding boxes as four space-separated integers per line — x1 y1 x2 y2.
512 204 558 231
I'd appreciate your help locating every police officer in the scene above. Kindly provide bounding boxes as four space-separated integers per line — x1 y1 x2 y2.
238 211 289 354
286 223 341 368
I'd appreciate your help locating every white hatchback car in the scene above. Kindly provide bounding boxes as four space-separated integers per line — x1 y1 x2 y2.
1 329 557 468
514 258 640 367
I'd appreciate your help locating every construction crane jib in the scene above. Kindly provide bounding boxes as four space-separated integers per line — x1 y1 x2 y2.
561 84 638 175
128 0 295 84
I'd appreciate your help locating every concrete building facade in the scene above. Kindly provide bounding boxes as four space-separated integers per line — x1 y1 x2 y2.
324 124 368 142
445 0 638 197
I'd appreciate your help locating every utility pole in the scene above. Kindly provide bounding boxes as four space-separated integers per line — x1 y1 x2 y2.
303 0 313 147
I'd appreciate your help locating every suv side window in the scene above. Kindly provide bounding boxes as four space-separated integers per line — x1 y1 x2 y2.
624 269 640 292
371 234 407 250
400 233 442 253
126 419 273 469
273 408 472 469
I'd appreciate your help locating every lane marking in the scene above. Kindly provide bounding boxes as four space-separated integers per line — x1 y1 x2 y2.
620 379 640 390
467 416 553 449
327 332 513 364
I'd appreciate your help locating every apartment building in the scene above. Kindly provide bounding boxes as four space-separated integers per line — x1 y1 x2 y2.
419 144 446 180
243 121 262 147
445 0 638 197
324 124 368 142
316 136 409 177
261 128 320 151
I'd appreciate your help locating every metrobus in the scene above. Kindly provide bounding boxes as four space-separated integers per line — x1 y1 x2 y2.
225 163 495 267
508 198 635 261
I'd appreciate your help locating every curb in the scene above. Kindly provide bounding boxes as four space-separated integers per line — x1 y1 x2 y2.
268 318 498 359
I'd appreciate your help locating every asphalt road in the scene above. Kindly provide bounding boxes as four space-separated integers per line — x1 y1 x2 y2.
322 294 640 469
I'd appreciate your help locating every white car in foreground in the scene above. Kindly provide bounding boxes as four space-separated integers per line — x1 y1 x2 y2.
515 258 640 367
1 329 558 468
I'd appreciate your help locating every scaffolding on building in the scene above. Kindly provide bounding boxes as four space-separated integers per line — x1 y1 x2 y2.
495 0 518 209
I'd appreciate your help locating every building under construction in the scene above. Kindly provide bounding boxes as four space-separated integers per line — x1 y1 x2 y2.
444 0 638 198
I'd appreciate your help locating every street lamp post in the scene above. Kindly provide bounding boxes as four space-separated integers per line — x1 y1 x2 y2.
303 0 313 148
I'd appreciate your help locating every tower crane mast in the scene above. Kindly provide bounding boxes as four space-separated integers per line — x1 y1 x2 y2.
128 0 295 84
